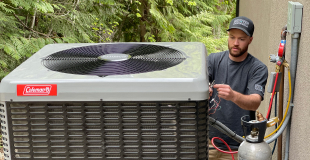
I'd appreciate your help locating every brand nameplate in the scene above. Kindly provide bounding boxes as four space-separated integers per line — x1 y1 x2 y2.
17 84 57 96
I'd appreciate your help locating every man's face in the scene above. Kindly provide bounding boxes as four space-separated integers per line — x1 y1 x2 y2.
228 29 253 57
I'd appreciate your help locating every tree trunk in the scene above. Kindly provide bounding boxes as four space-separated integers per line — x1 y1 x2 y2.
29 8 37 38
139 0 146 42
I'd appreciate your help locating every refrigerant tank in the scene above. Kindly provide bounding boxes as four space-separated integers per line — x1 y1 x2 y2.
238 115 272 160
238 141 272 160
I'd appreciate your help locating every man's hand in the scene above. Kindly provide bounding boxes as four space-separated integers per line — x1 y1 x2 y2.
213 84 261 111
209 87 213 99
213 84 235 101
209 80 215 99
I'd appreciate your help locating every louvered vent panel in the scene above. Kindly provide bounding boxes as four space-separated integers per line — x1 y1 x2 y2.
6 101 208 160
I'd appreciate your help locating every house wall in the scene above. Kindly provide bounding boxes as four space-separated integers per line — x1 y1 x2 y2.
239 0 310 159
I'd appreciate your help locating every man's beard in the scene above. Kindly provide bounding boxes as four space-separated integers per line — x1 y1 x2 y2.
228 44 248 57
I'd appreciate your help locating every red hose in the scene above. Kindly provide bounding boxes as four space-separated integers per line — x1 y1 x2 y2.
266 72 279 120
211 137 238 160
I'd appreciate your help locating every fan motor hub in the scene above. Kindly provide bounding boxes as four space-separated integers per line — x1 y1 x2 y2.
98 53 131 61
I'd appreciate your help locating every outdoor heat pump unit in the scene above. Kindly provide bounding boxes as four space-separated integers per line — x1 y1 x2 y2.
0 42 209 160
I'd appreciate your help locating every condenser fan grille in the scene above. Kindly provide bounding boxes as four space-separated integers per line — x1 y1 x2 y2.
42 44 187 76
5 101 208 160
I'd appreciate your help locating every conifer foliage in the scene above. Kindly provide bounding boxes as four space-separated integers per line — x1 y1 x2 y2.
0 0 236 80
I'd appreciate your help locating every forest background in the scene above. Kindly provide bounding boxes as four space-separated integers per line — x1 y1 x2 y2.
0 0 236 80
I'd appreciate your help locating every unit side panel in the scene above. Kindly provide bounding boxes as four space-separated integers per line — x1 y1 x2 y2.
1 102 11 160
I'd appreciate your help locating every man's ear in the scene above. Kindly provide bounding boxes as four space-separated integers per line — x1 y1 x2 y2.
249 37 253 44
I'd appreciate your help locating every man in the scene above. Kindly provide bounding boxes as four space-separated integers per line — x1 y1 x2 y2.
208 16 268 159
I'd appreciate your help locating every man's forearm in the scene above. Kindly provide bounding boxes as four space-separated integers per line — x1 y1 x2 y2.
232 91 261 111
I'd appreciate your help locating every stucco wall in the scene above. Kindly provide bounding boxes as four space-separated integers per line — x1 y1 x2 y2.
239 0 310 159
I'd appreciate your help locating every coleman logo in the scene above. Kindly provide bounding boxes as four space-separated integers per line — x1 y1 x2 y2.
17 84 57 96
24 86 51 95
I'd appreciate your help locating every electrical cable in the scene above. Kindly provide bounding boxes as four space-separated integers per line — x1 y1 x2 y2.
266 72 279 120
272 92 278 155
209 97 221 115
211 137 238 160
265 69 291 139
272 131 278 154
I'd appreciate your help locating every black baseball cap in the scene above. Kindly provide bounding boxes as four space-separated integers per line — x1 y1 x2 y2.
227 16 254 37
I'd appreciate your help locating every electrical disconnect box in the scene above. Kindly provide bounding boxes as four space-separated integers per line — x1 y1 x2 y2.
287 1 303 34
267 72 282 93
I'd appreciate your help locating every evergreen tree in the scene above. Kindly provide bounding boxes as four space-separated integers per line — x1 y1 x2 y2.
0 0 121 79
113 0 235 52
0 0 236 81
